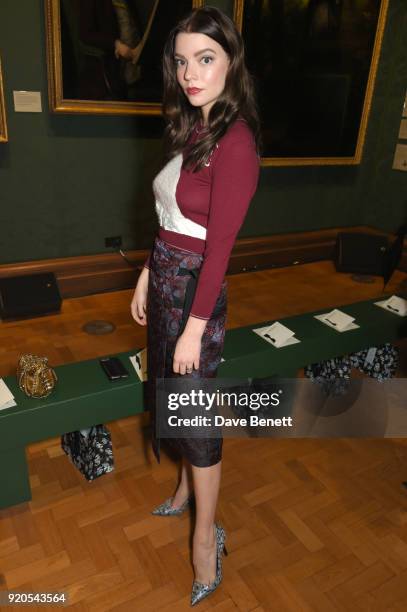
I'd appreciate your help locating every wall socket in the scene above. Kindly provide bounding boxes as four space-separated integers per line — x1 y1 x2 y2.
105 236 122 248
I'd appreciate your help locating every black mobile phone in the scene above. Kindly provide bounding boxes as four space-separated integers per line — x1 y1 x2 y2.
99 357 129 381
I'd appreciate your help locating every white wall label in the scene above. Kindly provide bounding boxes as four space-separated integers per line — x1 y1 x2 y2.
13 91 42 113
392 143 407 171
399 119 407 140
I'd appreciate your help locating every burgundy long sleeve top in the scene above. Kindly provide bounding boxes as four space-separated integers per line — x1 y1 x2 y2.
145 117 260 320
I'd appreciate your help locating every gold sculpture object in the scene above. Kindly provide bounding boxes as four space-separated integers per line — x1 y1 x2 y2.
17 354 57 398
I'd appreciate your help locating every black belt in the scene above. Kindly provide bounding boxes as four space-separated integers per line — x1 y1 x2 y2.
174 267 200 334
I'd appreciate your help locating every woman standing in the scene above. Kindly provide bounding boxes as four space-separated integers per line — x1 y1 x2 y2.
131 6 260 605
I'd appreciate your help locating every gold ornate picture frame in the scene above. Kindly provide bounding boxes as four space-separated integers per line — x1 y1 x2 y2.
45 0 203 116
0 58 8 143
234 0 389 166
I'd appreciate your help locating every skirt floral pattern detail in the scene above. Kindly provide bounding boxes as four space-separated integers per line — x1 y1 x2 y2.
146 237 227 467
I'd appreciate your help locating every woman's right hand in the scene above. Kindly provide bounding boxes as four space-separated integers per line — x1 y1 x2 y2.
131 267 149 326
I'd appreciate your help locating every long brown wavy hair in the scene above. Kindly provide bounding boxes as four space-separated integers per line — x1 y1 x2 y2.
161 5 262 172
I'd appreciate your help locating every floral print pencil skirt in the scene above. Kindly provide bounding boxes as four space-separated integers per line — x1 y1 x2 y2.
146 237 227 467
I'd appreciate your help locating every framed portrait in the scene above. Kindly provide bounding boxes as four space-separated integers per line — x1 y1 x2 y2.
234 0 389 166
45 0 204 115
0 58 8 143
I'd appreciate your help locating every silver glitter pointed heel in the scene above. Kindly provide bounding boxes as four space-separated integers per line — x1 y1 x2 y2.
151 493 194 516
191 523 227 606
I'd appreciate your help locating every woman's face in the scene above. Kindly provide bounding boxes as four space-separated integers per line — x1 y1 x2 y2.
174 32 230 123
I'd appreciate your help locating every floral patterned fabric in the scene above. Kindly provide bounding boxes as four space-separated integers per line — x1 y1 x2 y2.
349 343 399 382
61 424 114 481
146 237 227 467
304 356 352 396
304 343 399 392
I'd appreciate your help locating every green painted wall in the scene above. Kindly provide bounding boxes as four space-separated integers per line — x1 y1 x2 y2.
0 0 405 266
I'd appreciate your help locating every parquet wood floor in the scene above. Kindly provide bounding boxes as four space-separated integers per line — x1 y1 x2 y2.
0 261 407 611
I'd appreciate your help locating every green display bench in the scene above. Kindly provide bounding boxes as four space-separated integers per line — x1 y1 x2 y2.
0 350 143 509
1 295 405 509
219 296 406 378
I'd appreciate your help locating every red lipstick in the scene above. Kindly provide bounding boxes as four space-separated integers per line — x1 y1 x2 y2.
186 88 202 95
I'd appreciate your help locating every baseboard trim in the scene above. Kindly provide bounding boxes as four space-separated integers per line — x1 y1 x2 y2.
0 226 405 298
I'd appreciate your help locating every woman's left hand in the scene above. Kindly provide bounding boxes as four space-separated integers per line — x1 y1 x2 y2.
173 332 201 375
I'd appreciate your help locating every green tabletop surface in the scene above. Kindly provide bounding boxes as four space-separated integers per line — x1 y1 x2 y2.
1 295 406 447
0 350 144 450
219 295 406 378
